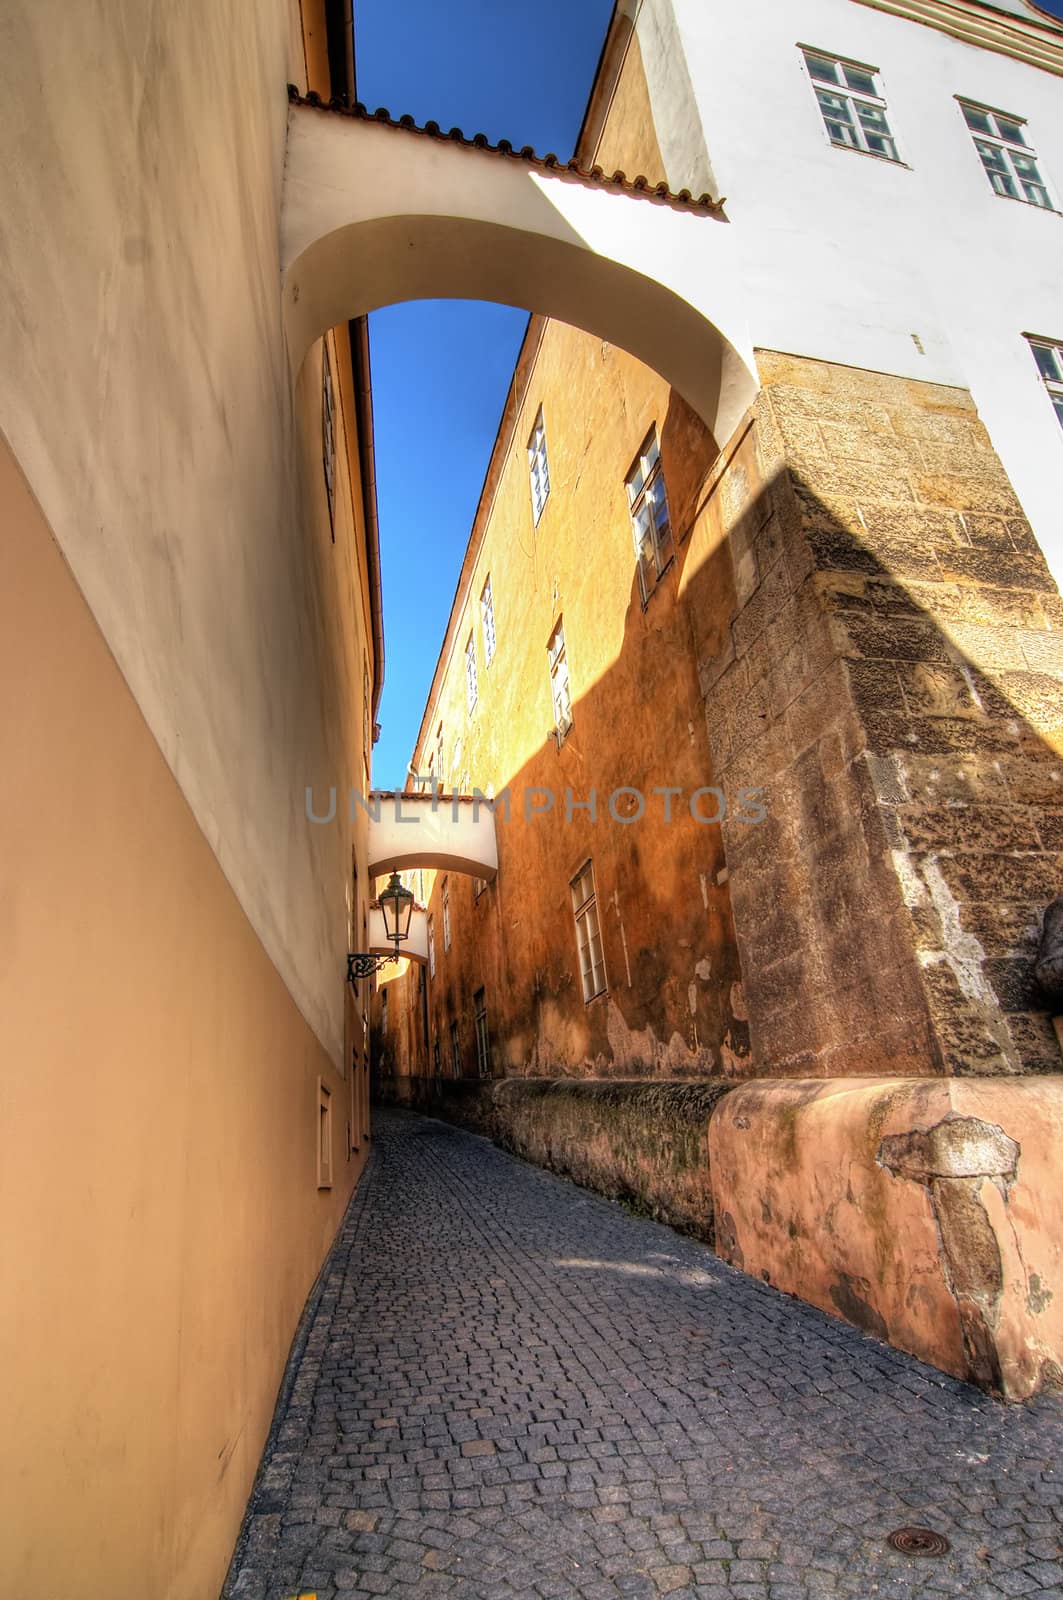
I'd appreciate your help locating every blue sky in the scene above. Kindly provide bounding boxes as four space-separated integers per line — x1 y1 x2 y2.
356 0 616 789
356 0 1063 789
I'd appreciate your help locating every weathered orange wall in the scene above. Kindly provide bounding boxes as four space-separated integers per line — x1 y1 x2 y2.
710 1075 1063 1399
0 434 364 1596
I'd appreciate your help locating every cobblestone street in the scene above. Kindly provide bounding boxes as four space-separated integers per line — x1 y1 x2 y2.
225 1110 1063 1600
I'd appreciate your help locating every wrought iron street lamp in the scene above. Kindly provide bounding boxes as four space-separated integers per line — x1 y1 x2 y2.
347 871 416 984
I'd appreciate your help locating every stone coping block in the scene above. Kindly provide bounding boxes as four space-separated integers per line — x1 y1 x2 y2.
709 1074 1063 1399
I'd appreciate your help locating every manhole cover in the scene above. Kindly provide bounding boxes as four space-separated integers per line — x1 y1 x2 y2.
887 1527 950 1557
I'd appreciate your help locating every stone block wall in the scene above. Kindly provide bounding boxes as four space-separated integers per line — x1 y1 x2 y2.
701 351 1063 1078
376 1077 732 1240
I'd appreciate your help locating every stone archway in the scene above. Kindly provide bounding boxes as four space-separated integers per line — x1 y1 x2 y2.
280 97 759 446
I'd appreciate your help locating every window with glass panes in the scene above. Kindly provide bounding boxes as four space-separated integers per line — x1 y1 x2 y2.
802 49 900 162
528 408 551 524
442 877 451 951
571 861 607 1003
481 575 497 666
548 619 572 740
474 989 491 1077
960 102 1052 209
465 634 478 714
626 429 674 604
1028 338 1063 428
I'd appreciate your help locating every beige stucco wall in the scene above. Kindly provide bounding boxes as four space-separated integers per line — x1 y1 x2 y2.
0 0 367 1064
0 432 365 1598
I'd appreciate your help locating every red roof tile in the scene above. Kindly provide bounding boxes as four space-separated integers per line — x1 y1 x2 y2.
287 87 725 214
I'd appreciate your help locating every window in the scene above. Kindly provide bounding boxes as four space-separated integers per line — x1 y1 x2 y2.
1028 337 1063 427
528 407 551 524
465 634 478 715
381 987 388 1037
450 1018 461 1078
435 723 444 788
571 861 607 1003
481 575 497 666
433 1038 441 1077
317 1078 333 1188
427 913 436 978
802 49 900 162
322 341 337 539
362 653 371 774
474 989 492 1078
548 618 573 742
626 429 674 604
960 101 1052 209
442 877 451 951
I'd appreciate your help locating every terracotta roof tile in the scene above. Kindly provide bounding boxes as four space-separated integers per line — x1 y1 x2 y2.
287 87 725 214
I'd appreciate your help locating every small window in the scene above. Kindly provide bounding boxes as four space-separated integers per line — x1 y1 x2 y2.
442 877 451 952
548 618 573 742
435 723 444 787
317 1078 333 1189
381 987 388 1037
322 341 336 540
802 48 900 163
960 101 1052 209
1028 337 1063 427
626 429 674 604
465 634 478 715
528 407 551 524
481 575 497 666
450 1018 461 1078
427 913 436 978
474 988 492 1078
570 861 607 1003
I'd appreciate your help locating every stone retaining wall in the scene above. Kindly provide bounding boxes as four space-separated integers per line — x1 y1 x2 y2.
375 1076 733 1241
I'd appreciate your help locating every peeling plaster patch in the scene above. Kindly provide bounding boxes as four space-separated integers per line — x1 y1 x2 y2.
687 981 698 1016
695 958 712 981
613 889 634 989
698 871 709 910
830 1272 889 1341
878 1114 1020 1390
730 980 748 1021
1028 1273 1053 1315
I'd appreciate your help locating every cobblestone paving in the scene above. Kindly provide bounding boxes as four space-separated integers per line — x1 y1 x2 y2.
225 1109 1063 1600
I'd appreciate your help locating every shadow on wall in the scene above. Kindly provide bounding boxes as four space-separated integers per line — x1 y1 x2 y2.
373 360 1063 1093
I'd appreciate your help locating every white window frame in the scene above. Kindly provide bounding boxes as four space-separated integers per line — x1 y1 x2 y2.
481 575 497 666
570 861 607 1004
465 634 478 716
1026 335 1063 429
800 46 902 164
958 99 1054 210
427 913 436 978
442 877 451 952
474 989 491 1078
528 407 551 525
548 618 573 743
626 428 675 605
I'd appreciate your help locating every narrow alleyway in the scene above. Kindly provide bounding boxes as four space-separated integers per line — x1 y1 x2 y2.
225 1110 1063 1600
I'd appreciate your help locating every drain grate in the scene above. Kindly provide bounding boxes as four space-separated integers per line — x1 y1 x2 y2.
887 1527 951 1557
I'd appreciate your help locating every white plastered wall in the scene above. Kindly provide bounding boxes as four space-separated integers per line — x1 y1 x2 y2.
640 0 1063 578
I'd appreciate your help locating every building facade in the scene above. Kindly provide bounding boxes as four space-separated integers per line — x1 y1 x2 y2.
375 0 1063 1398
0 3 380 1595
